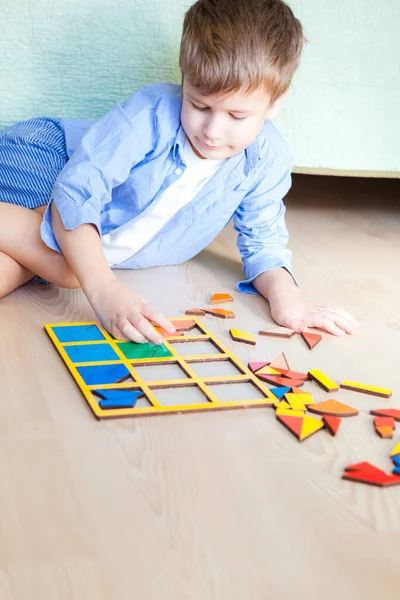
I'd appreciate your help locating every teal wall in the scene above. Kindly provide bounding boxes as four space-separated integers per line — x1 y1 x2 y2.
1 1 399 174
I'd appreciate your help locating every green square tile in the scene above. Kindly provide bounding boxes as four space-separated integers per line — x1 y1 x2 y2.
116 342 173 359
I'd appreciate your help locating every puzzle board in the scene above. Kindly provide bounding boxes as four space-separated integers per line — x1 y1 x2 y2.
45 318 275 420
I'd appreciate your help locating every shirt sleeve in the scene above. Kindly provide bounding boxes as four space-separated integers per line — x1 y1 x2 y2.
40 86 160 252
234 149 297 294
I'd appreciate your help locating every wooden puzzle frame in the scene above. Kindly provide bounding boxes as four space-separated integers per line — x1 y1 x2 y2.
45 318 275 420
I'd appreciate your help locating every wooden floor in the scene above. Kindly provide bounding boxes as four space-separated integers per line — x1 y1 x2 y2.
0 175 399 600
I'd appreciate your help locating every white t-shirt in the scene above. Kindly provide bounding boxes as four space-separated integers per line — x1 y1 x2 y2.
101 139 225 266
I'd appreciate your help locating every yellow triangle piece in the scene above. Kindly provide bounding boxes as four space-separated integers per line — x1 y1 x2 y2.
300 415 324 440
390 441 400 457
255 365 281 376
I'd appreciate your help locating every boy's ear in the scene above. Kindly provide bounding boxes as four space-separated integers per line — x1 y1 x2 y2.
265 89 289 119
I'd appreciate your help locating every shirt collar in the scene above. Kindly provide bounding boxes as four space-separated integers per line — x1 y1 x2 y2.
173 124 262 172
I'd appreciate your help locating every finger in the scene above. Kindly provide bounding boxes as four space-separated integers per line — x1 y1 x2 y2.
141 304 176 334
120 321 148 343
111 325 130 341
318 307 360 329
306 313 346 336
128 313 165 345
329 314 358 335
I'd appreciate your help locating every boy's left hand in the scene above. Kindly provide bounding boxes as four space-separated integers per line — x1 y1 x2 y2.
269 289 359 336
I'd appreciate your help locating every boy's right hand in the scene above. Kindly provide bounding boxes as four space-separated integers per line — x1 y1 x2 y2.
87 277 175 344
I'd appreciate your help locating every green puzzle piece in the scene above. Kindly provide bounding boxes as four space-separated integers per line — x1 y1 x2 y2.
116 342 173 360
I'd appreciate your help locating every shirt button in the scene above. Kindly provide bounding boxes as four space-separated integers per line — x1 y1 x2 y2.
175 167 183 175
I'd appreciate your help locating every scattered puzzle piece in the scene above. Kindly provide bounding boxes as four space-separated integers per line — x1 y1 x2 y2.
300 415 325 440
275 408 306 417
274 368 309 381
276 413 323 441
259 327 295 338
392 456 400 466
269 386 292 399
229 328 256 345
323 415 341 436
342 462 400 487
285 392 314 407
307 399 358 418
284 394 307 411
185 308 206 316
340 380 392 398
269 352 290 370
154 327 184 337
169 319 197 331
374 416 395 429
256 375 305 388
300 331 322 350
370 409 400 421
376 426 394 439
373 416 395 439
254 365 281 376
204 308 236 319
210 293 233 304
308 369 339 392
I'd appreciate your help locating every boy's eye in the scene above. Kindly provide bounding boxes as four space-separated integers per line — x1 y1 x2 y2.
191 102 208 111
230 114 246 121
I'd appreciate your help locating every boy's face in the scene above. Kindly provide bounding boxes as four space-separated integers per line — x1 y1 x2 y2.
181 79 283 160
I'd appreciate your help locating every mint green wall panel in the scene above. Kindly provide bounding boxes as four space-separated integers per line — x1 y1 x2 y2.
1 1 398 174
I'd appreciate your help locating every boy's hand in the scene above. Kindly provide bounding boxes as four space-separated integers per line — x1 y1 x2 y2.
87 277 175 344
269 288 359 336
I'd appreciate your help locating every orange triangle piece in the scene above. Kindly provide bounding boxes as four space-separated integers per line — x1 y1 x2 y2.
270 352 290 370
301 332 322 350
323 415 341 435
308 400 358 418
210 293 233 304
276 414 303 438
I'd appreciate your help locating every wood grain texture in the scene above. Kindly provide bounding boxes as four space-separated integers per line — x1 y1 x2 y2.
0 175 399 600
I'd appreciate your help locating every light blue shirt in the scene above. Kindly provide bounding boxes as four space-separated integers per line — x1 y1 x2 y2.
41 83 294 293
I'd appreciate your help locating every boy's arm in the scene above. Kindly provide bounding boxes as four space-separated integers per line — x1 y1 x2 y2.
234 154 358 335
50 205 175 343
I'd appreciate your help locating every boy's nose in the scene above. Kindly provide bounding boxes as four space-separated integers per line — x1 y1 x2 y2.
203 116 223 141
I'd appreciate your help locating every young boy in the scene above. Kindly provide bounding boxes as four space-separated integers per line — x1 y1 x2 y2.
0 0 357 344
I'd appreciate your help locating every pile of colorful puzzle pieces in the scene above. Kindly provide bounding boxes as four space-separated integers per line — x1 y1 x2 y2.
248 351 399 487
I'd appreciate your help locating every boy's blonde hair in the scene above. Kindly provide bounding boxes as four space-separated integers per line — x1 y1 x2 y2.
179 0 305 103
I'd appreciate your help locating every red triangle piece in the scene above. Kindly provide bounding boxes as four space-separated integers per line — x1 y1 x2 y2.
323 415 341 436
301 331 322 350
248 361 270 373
276 414 303 438
345 462 385 474
370 409 400 421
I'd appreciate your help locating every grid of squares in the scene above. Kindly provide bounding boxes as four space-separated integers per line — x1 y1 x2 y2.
45 318 275 419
